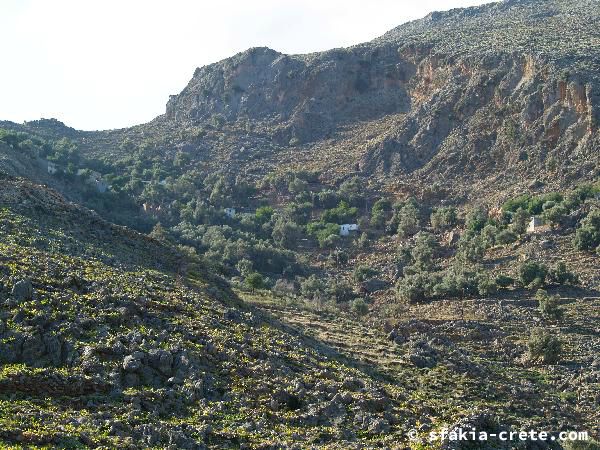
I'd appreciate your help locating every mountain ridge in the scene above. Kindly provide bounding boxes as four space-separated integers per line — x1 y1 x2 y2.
2 0 598 201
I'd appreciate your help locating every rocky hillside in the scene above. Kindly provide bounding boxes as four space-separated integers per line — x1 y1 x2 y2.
1 176 598 449
1 1 599 447
0 176 401 447
2 0 598 200
158 0 600 191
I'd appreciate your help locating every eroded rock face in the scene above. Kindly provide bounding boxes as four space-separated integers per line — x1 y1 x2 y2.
166 45 413 144
360 52 599 179
162 0 600 187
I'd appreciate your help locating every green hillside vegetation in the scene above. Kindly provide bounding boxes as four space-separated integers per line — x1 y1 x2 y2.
0 0 599 446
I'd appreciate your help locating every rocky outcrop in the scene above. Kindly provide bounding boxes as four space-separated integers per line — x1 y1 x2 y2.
160 0 600 187
166 45 413 144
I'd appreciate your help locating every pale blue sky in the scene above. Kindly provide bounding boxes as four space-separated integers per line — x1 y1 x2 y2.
0 0 495 131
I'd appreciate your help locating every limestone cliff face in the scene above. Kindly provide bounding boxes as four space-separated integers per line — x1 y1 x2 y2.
162 0 599 182
361 50 598 179
165 45 414 143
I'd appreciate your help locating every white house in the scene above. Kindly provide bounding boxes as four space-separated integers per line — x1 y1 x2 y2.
225 208 236 218
340 224 359 236
527 217 543 233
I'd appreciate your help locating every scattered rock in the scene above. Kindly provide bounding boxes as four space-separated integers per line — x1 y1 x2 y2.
11 279 33 302
123 354 143 372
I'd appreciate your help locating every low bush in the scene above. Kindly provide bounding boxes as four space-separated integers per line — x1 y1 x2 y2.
549 262 578 286
535 289 563 320
430 206 457 231
396 272 438 303
351 298 369 316
518 260 548 288
527 328 562 364
496 229 517 245
496 274 514 288
353 265 378 282
465 206 488 232
573 208 600 251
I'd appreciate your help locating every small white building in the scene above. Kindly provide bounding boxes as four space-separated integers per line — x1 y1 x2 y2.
225 208 236 218
527 217 543 233
340 223 359 236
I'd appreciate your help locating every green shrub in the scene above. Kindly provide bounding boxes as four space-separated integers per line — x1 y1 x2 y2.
317 190 339 209
300 275 326 301
370 210 386 229
456 231 486 263
0 128 30 148
535 289 563 320
372 198 391 213
496 274 514 288
320 233 341 248
284 202 312 225
511 208 530 235
465 206 488 232
527 328 562 364
477 272 498 296
502 194 531 213
481 224 498 247
272 219 301 249
503 193 563 215
495 229 517 245
338 176 365 207
396 272 438 303
245 272 265 291
430 206 457 231
255 206 275 223
518 260 548 287
328 280 355 303
288 177 308 194
357 232 370 249
549 262 578 286
353 265 378 282
322 201 359 224
410 232 439 271
527 193 563 214
573 208 600 251
433 265 494 298
350 298 369 316
562 183 599 211
397 203 420 238
542 204 568 227
306 222 341 248
434 268 476 297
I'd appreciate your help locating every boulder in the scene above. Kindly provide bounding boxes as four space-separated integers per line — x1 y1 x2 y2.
123 353 143 372
11 279 33 302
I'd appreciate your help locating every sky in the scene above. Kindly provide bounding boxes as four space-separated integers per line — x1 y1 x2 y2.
0 0 495 131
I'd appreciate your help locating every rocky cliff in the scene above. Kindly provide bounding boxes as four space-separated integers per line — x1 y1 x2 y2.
161 0 599 188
